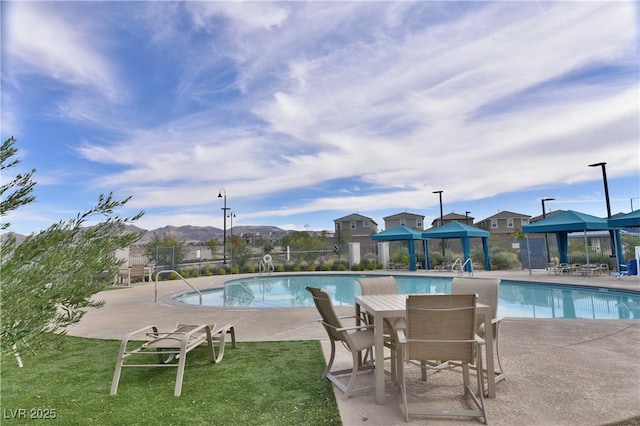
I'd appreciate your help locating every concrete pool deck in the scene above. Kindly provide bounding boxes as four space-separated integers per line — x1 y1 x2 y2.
68 269 640 425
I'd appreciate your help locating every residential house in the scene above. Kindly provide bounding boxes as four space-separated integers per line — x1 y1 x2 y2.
475 211 531 242
334 213 378 249
429 212 475 228
383 212 425 231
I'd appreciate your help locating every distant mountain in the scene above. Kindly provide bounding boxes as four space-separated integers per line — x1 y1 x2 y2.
3 224 290 245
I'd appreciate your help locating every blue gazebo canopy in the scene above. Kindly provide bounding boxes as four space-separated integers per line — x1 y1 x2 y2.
609 210 640 228
372 225 426 271
522 210 620 265
422 222 491 271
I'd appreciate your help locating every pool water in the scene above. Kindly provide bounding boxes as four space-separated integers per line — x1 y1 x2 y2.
174 274 640 320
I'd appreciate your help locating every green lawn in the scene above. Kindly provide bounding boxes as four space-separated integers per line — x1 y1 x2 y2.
1 336 341 425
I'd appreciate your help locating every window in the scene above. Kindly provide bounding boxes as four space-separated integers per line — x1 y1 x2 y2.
491 219 498 229
521 218 529 225
507 218 514 228
399 218 406 226
350 221 356 229
416 219 422 228
363 219 370 227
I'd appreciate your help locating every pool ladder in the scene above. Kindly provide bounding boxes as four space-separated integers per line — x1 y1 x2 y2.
451 258 474 277
154 269 203 304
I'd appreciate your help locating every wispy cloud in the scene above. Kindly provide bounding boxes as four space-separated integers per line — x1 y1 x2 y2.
3 1 638 234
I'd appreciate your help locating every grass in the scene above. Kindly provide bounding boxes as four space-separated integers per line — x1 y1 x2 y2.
1 335 341 425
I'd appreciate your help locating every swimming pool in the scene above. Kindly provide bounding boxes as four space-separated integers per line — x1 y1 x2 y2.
174 274 640 320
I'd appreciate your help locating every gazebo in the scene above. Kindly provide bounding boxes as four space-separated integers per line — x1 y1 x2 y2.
522 210 617 267
371 225 426 271
422 222 491 272
608 210 640 228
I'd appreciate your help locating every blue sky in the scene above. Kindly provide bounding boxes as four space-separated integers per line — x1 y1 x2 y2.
2 1 639 235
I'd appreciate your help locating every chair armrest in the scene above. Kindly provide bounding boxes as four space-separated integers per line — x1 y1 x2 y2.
319 319 373 332
491 316 505 325
340 313 371 324
474 334 485 346
397 329 407 344
336 323 374 332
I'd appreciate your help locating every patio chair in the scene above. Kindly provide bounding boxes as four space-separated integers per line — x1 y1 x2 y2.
357 276 405 381
452 277 505 386
110 323 236 397
398 294 487 423
306 286 375 399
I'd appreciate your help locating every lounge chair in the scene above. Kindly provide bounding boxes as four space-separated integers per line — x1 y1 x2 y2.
306 286 375 399
357 276 405 382
553 263 570 275
452 277 505 387
114 264 146 285
110 323 236 397
398 294 487 423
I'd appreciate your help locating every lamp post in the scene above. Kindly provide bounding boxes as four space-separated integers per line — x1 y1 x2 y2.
228 212 236 238
588 162 619 271
433 190 444 256
465 211 471 225
218 189 229 264
541 198 555 266
631 197 640 211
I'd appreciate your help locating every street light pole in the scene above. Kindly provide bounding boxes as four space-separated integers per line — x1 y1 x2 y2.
218 188 229 264
228 212 235 238
433 190 444 256
541 198 555 266
588 162 618 271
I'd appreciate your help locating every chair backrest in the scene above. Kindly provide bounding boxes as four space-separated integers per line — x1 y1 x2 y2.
306 287 346 343
405 294 477 363
451 277 500 320
130 264 145 278
357 276 398 296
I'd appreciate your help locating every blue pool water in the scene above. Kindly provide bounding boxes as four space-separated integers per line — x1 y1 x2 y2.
174 274 640 320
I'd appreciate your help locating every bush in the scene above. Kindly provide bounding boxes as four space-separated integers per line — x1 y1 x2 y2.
429 251 445 266
231 266 240 274
490 250 520 270
217 268 227 275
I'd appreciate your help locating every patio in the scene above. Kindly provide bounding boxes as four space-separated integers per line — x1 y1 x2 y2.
68 270 640 425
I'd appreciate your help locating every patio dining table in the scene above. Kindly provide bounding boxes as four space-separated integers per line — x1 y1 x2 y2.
355 294 496 405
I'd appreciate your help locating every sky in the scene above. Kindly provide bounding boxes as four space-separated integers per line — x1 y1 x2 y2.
2 1 639 236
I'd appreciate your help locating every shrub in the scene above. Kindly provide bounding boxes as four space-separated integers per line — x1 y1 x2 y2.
490 250 520 270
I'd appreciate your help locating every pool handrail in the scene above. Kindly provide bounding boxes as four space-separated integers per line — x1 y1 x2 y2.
155 269 203 304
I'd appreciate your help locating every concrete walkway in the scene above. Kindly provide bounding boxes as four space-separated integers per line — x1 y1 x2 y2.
68 270 640 425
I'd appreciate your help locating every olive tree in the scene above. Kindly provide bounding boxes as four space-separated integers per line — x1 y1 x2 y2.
0 137 143 365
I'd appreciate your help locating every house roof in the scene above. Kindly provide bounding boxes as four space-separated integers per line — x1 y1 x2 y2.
383 212 425 220
478 210 531 221
333 213 378 225
529 209 565 223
